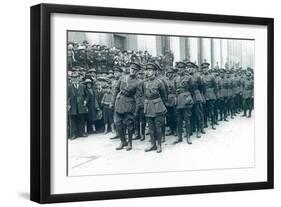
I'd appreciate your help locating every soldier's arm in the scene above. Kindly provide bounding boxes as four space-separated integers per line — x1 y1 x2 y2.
158 79 168 104
188 76 195 95
113 78 121 104
212 76 218 94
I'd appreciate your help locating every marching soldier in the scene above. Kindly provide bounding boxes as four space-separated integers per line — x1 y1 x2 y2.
214 69 222 124
143 62 167 153
157 65 169 142
221 70 230 121
165 67 177 136
188 62 205 138
226 70 235 119
174 62 194 145
232 71 241 115
114 62 142 151
134 69 146 141
201 62 217 130
110 66 123 139
242 71 254 117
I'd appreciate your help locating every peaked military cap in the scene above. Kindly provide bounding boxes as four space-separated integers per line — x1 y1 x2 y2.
113 66 123 73
129 62 142 71
167 67 175 73
185 61 196 68
201 62 210 69
145 62 161 71
175 61 187 68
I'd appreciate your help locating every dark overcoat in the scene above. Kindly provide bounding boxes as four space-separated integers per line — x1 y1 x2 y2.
68 83 88 115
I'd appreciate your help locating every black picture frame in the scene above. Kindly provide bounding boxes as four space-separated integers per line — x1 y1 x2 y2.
30 3 274 204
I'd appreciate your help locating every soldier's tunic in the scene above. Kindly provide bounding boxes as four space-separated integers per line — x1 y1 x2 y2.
226 76 235 117
135 80 146 139
166 77 177 134
158 75 169 140
175 74 194 139
143 77 167 146
190 72 204 132
232 75 241 113
214 75 222 122
242 77 254 113
215 75 224 120
202 72 217 127
114 74 140 144
221 76 231 119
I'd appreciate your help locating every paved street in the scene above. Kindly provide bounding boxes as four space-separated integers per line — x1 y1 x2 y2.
68 113 255 176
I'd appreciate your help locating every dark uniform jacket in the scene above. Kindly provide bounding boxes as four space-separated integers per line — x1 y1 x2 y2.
68 83 88 115
143 78 167 117
166 78 177 107
215 76 223 99
202 73 217 101
114 74 140 114
174 74 194 109
242 78 254 99
191 73 204 103
233 76 241 95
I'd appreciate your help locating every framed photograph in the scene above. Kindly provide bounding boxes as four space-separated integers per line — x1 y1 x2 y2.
30 3 274 203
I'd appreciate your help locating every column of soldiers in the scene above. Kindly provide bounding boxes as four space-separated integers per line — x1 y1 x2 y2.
67 43 254 154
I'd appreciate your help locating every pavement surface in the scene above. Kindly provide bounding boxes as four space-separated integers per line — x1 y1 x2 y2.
68 112 255 176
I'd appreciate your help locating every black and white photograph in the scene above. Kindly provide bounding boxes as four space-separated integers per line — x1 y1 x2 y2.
67 31 255 177
29 3 273 203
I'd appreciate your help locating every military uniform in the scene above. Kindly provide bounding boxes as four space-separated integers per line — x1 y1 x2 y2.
143 63 167 153
187 62 205 138
201 63 217 129
242 73 254 117
134 70 146 141
165 68 177 136
232 73 241 115
226 72 235 119
114 63 142 150
214 71 222 124
174 62 194 144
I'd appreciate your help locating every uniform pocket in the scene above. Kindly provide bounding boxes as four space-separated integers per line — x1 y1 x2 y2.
152 98 167 114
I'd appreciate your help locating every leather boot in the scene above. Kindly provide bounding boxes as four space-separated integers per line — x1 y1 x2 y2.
126 141 132 151
201 128 206 134
173 137 182 144
156 140 162 153
187 136 192 144
196 130 201 138
140 134 145 141
126 130 133 151
145 143 157 152
116 141 127 150
247 110 252 118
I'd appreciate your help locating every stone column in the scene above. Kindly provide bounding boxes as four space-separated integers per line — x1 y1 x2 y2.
200 38 212 65
85 33 100 45
188 37 199 65
179 37 188 60
137 35 157 56
170 36 181 63
220 39 228 69
211 39 221 68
